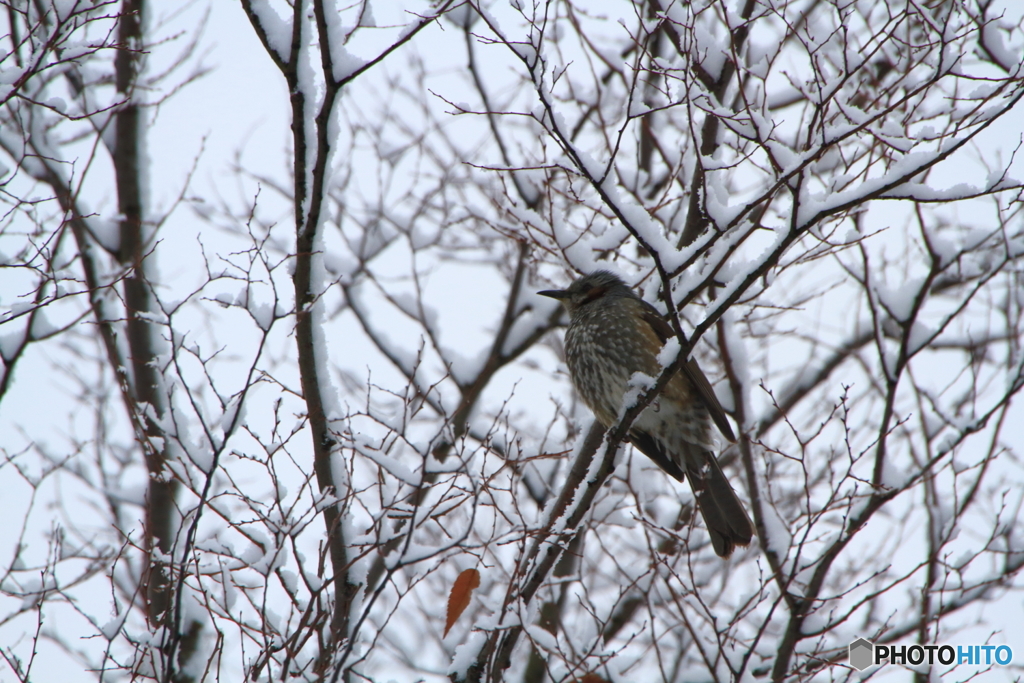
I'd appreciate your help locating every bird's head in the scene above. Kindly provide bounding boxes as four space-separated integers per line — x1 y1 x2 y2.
538 270 634 318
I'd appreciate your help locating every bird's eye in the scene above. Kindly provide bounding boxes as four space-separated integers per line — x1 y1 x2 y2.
579 285 606 304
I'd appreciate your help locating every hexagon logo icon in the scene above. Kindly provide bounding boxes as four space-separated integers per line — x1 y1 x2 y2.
849 638 874 671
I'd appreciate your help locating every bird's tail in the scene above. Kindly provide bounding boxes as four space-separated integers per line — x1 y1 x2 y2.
684 448 754 558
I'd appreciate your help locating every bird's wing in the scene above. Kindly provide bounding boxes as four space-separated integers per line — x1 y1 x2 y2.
637 299 737 443
628 429 686 481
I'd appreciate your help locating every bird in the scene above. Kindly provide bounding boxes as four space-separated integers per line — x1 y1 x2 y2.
539 270 754 557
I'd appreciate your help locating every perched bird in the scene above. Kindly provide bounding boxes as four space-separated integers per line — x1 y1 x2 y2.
539 270 753 557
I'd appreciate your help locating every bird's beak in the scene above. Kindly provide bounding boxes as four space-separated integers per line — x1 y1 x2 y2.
537 289 569 300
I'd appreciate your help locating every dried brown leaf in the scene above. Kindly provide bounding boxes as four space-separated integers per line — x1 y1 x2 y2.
444 567 481 637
